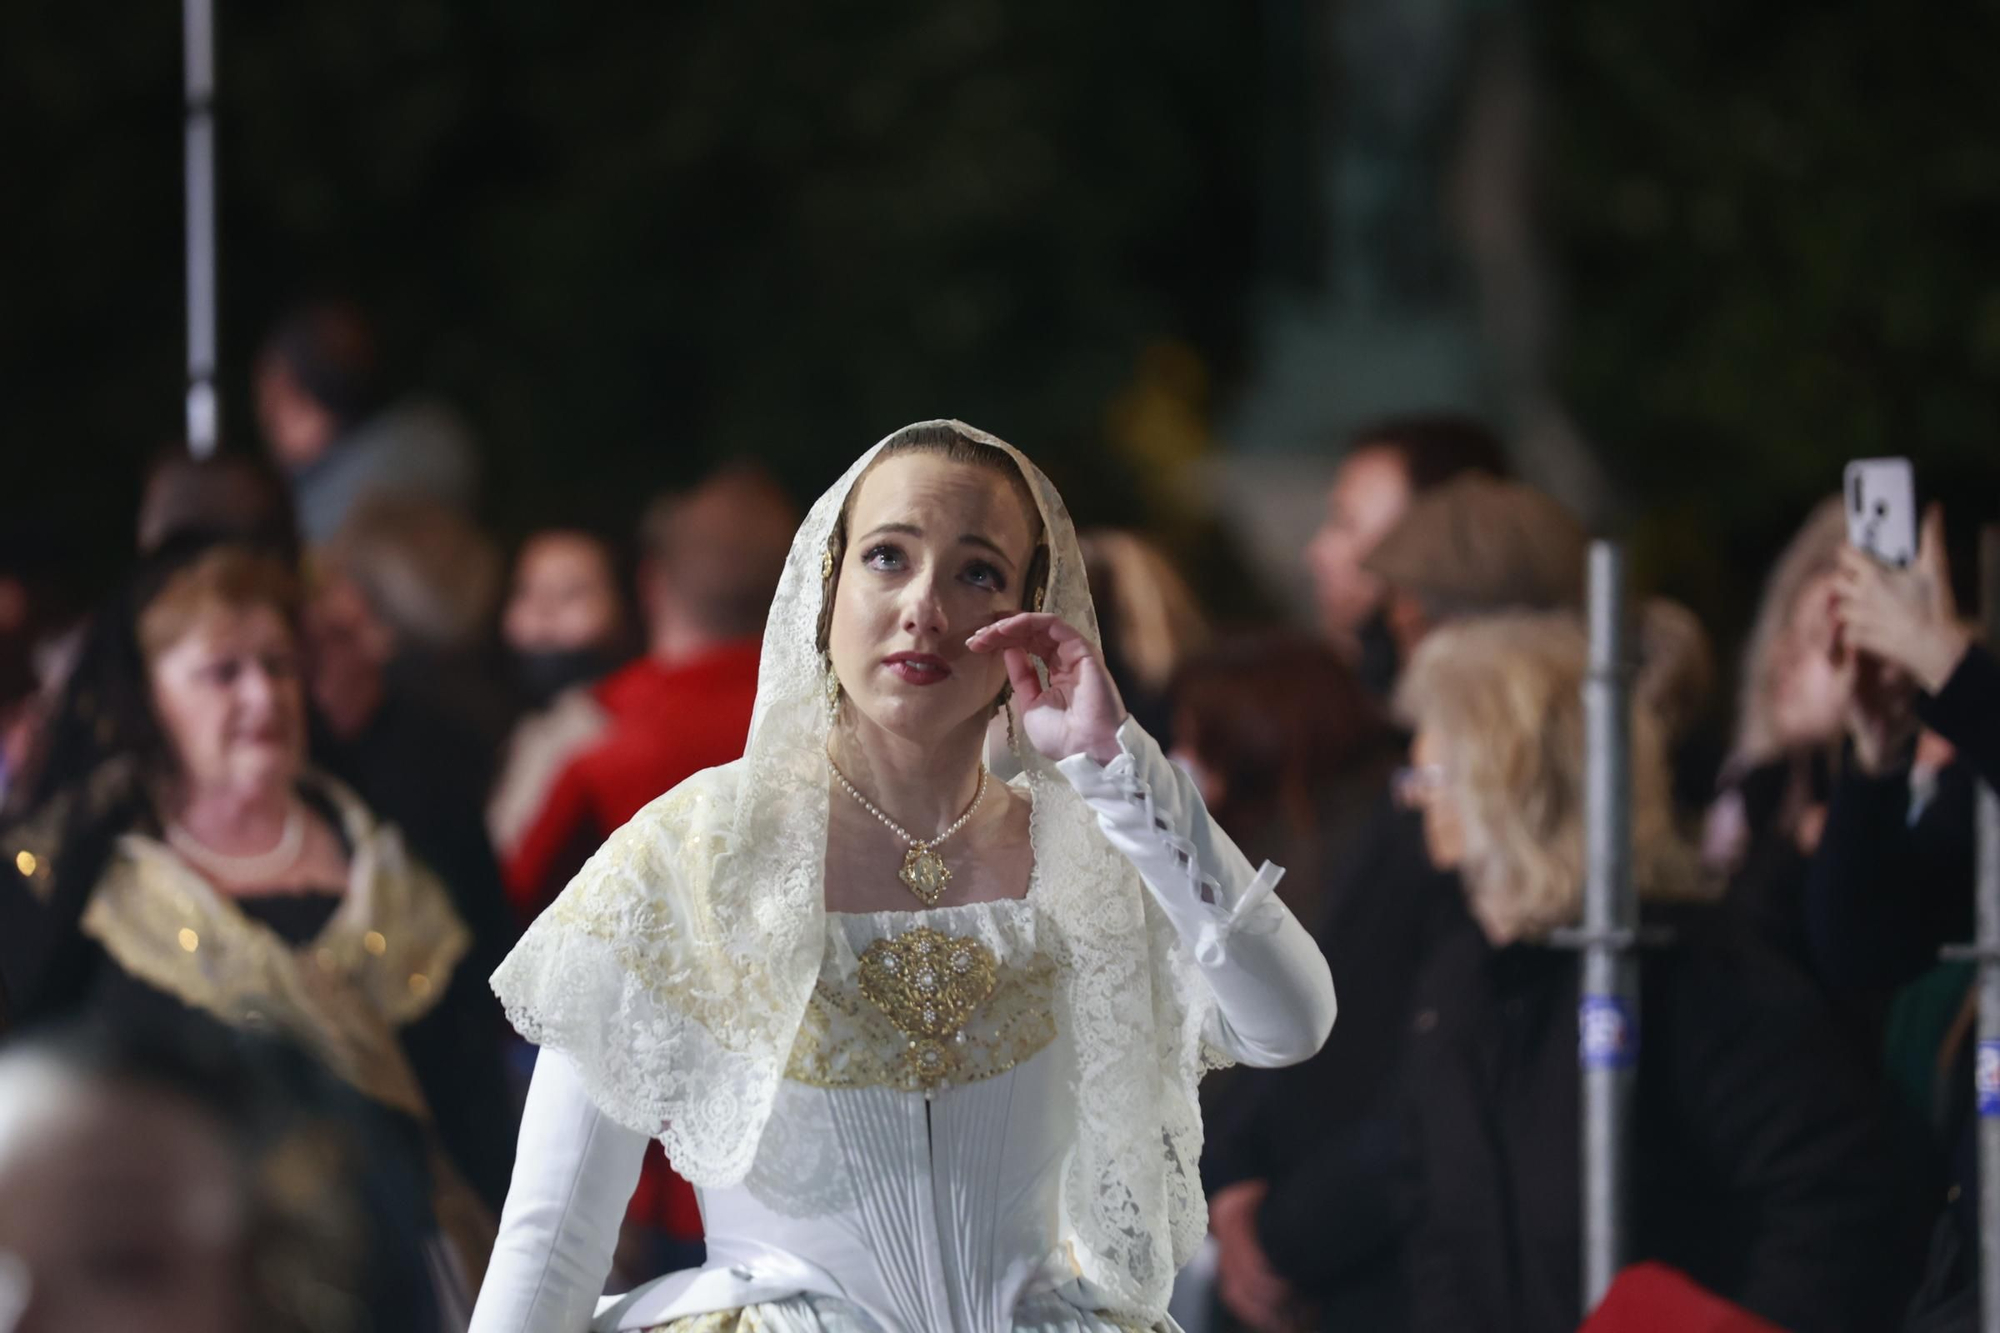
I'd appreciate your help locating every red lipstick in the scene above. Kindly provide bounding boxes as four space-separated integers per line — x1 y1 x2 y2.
883 652 952 685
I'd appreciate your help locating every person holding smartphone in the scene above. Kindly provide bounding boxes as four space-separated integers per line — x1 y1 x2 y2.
1809 499 1998 1331
1832 505 1997 785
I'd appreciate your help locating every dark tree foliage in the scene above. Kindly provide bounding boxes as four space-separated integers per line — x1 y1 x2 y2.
3 0 1259 576
1542 0 2000 621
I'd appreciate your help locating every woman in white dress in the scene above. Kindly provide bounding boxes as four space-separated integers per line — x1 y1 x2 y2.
468 421 1337 1333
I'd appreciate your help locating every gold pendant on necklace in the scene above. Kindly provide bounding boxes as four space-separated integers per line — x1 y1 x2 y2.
900 844 951 906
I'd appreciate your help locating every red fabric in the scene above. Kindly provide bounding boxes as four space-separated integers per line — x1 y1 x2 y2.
1580 1263 1786 1333
501 638 763 1242
503 640 764 922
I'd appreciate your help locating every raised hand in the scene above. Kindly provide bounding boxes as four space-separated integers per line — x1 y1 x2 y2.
966 613 1128 764
1833 504 1969 694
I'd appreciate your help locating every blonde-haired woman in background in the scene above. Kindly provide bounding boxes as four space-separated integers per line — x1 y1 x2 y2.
1701 498 1858 972
1387 612 1910 1333
1398 613 1699 944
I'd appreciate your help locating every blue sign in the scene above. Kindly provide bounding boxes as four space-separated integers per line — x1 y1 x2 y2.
1580 995 1639 1072
1977 1042 2000 1118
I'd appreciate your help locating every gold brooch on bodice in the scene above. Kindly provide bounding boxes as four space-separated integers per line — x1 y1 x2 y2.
857 927 997 1092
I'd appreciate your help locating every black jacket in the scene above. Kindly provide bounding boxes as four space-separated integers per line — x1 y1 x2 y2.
1806 642 2000 1330
1203 795 1474 1328
0 786 516 1214
1400 907 1915 1333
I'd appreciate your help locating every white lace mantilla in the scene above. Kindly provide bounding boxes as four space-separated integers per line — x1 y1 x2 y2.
491 422 1225 1323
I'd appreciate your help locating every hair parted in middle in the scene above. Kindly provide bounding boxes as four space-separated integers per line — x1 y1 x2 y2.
814 422 1053 656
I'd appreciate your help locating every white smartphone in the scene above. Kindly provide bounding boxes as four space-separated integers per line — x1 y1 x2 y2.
1844 457 1917 568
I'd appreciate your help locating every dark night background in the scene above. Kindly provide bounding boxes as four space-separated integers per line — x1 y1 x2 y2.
8 0 2000 635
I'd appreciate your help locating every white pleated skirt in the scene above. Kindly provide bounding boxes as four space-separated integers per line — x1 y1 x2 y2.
642 1291 1174 1333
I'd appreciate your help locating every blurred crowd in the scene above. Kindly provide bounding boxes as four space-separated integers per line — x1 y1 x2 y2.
1 299 1997 1333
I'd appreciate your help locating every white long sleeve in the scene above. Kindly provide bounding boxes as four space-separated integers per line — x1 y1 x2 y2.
1056 717 1336 1067
468 1049 649 1333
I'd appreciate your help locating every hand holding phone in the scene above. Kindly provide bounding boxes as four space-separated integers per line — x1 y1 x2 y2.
1843 457 1917 568
1834 501 1969 694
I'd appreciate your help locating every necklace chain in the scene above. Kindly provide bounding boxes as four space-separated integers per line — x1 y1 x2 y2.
827 757 988 852
167 803 306 882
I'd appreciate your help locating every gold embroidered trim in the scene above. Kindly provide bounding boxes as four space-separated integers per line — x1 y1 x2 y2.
78 774 470 1119
642 1311 772 1333
858 926 996 1087
786 926 1056 1094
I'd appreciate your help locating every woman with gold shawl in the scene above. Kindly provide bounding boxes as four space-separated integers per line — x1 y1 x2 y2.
0 537 506 1322
470 423 1337 1333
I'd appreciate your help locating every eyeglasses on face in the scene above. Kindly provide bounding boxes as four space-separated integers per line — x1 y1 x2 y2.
1392 763 1448 807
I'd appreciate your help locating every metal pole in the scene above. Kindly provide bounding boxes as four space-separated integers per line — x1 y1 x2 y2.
1579 540 1638 1311
1976 526 2000 1332
184 0 218 457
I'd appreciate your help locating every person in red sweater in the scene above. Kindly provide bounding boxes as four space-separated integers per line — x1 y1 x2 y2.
500 464 796 1275
503 467 796 920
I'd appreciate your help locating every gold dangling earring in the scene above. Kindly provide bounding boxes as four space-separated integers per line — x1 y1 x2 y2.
821 542 842 726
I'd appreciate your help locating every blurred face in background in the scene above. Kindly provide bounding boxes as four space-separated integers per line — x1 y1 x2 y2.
1767 572 1850 750
1403 726 1467 873
1306 445 1413 644
149 606 306 801
503 533 625 703
303 574 393 740
504 533 623 655
0 1061 248 1333
253 356 337 473
827 454 1035 747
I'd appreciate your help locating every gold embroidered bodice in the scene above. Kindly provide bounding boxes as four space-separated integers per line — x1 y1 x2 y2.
784 909 1058 1097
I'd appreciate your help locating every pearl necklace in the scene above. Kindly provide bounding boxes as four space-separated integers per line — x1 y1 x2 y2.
167 804 306 883
827 757 989 907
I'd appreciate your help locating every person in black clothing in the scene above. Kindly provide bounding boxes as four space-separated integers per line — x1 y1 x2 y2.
305 521 518 982
1810 505 1999 1331
1701 498 1854 979
1202 801 1466 1332
1204 477 1587 1332
1181 632 1427 1330
1389 613 1912 1333
0 539 511 1311
1168 631 1399 928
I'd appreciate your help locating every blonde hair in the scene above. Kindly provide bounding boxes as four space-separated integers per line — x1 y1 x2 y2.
1078 529 1208 695
1634 596 1715 745
1732 497 1846 766
137 547 301 662
1395 612 1705 942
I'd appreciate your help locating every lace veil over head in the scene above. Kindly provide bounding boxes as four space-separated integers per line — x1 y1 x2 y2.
492 420 1225 1320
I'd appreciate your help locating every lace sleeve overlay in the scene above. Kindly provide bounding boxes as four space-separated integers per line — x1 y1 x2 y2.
487 422 1225 1324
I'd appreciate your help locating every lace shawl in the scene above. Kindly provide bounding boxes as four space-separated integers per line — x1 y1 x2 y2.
491 421 1225 1320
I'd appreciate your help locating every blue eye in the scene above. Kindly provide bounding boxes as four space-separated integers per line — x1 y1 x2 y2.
862 544 905 571
963 560 1007 591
